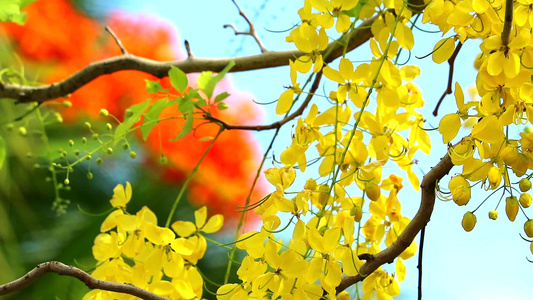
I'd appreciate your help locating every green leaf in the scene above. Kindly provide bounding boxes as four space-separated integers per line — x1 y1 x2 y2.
214 92 230 103
178 96 194 114
169 66 188 93
114 99 151 142
171 114 193 141
140 98 175 140
197 61 235 99
0 0 26 24
0 135 5 170
198 136 214 142
218 102 229 110
343 0 367 18
145 80 167 93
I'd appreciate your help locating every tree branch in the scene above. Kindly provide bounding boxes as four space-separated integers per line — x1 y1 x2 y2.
206 71 323 130
105 25 127 55
336 153 454 293
0 16 374 104
432 41 462 116
224 0 267 53
501 0 513 46
0 261 168 300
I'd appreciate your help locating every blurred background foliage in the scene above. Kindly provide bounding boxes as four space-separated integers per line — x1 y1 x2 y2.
0 0 267 298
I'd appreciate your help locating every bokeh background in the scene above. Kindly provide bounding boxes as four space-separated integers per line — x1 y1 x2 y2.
1 0 533 299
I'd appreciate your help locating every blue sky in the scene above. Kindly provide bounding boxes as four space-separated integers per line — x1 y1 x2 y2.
92 1 533 298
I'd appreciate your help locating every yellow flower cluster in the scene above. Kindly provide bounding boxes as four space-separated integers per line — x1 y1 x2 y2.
430 0 533 249
84 182 223 300
218 0 433 298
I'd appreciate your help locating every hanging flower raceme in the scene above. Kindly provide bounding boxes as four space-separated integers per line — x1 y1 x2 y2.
85 183 223 300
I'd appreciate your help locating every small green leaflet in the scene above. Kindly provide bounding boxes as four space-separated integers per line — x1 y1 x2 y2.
214 92 230 103
343 0 367 18
114 99 151 143
140 98 172 140
145 80 167 93
217 102 229 110
0 135 5 170
197 61 235 99
0 0 27 24
171 114 193 141
169 66 188 93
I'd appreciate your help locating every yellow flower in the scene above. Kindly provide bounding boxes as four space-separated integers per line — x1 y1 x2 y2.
110 182 132 208
448 176 471 206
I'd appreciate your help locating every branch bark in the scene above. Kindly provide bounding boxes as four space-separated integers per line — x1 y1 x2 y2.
336 153 454 293
0 261 168 300
0 17 373 104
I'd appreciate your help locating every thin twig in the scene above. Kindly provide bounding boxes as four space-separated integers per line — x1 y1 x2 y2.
417 225 426 300
184 40 194 59
432 42 463 116
0 261 167 300
224 0 267 53
336 153 454 294
105 26 127 55
501 0 513 46
206 71 323 130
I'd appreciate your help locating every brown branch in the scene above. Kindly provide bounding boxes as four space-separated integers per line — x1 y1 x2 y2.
105 26 127 55
206 71 323 130
224 0 267 53
0 16 374 104
501 0 513 46
432 41 463 116
417 225 426 300
184 40 194 59
0 261 168 300
336 153 454 294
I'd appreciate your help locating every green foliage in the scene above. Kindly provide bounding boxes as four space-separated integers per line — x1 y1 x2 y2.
114 99 151 143
169 66 188 93
171 113 193 141
0 135 5 169
140 97 170 140
145 79 167 93
197 61 235 99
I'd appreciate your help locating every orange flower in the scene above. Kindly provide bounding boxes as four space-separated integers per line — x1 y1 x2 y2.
2 0 268 223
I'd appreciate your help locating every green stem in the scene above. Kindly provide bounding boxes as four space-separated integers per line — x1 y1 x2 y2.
164 127 224 228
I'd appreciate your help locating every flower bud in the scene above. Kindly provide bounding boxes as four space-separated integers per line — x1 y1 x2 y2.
84 122 91 129
106 123 112 130
160 155 168 165
100 109 109 117
350 205 363 222
106 148 113 155
520 193 532 208
365 184 381 201
487 166 501 189
462 211 477 232
488 210 498 220
129 151 137 159
506 196 519 222
18 126 27 136
62 101 72 108
524 220 533 238
64 179 70 185
519 178 532 192
87 172 93 180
